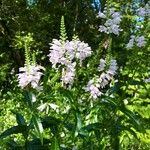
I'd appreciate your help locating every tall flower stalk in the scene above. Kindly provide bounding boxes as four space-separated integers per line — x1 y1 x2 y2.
16 33 44 89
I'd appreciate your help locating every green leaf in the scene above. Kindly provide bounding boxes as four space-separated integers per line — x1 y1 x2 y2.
16 113 26 126
6 140 23 149
42 116 61 135
82 123 101 132
120 125 138 139
121 108 144 132
32 114 44 145
102 97 117 107
26 138 51 149
24 91 35 109
51 137 60 150
0 126 26 139
76 112 82 131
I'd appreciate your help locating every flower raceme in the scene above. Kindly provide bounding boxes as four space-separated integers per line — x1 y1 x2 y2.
137 2 150 17
85 59 118 99
126 35 146 49
98 8 122 35
17 65 44 89
48 38 92 86
48 39 92 67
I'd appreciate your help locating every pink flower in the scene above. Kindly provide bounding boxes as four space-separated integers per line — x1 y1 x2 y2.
17 65 44 89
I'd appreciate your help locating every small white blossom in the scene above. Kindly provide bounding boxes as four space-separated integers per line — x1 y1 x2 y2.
17 65 44 89
48 39 65 67
85 59 118 99
99 25 108 33
97 11 106 18
126 35 146 48
137 2 150 17
85 79 103 99
107 59 118 76
145 78 150 82
69 40 92 62
98 8 122 35
126 38 134 49
99 73 109 88
61 62 76 86
136 36 146 47
98 59 106 71
137 7 146 17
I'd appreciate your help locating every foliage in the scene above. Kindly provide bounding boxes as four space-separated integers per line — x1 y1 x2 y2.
0 0 150 149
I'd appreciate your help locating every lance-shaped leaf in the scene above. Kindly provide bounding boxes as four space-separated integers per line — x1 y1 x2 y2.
16 113 26 126
51 137 60 150
32 114 44 145
0 125 27 140
121 107 144 132
24 91 36 109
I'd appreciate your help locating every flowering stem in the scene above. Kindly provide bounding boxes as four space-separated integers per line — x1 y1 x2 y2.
24 42 31 73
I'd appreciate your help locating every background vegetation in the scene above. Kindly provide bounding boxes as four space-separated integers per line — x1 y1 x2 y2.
0 0 150 149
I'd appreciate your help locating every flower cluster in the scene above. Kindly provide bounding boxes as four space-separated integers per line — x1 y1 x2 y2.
85 59 118 99
126 35 146 49
137 2 150 17
145 78 150 82
48 38 92 86
17 65 44 89
98 8 122 35
144 72 150 83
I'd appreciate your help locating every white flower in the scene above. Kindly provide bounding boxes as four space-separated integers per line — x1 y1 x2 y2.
145 3 150 16
109 24 120 35
98 8 122 35
126 35 146 48
99 73 109 88
61 62 76 85
136 36 146 47
145 78 150 82
126 38 134 49
48 39 65 67
78 42 92 59
107 59 118 76
85 79 102 99
137 2 150 17
99 25 108 33
17 65 44 89
97 11 106 18
137 7 146 17
98 59 106 71
85 59 118 98
69 40 92 62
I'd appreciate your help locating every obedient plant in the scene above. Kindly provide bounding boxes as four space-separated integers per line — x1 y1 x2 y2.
137 2 150 17
98 7 122 35
48 16 92 87
16 33 45 89
1 2 148 147
85 59 118 99
126 35 146 48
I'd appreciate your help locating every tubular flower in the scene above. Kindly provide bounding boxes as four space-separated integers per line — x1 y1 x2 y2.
61 62 76 86
85 59 118 99
48 38 92 87
48 39 67 67
67 40 92 62
137 2 150 17
126 35 146 49
98 8 122 35
17 65 44 89
98 59 106 71
84 79 103 99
